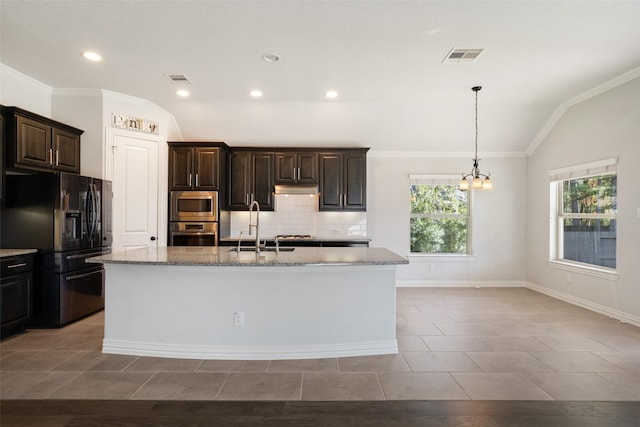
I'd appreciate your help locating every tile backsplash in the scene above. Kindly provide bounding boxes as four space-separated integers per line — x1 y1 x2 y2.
230 194 367 238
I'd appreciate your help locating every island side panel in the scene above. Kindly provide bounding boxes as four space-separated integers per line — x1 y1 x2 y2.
102 264 398 360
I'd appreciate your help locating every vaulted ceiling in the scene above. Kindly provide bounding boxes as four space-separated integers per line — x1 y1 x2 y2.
2 1 639 153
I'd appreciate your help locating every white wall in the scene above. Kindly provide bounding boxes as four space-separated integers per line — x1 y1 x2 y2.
0 64 52 116
52 90 105 178
368 153 527 285
526 76 640 323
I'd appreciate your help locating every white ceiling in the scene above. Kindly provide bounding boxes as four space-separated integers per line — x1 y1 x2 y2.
1 1 639 153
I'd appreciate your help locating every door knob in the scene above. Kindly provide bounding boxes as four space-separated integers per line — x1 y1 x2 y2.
150 236 156 241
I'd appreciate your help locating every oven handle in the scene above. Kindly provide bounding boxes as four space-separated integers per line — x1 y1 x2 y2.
171 232 217 236
65 270 102 281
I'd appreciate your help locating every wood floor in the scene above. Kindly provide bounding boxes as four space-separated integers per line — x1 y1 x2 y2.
2 399 640 426
2 287 640 425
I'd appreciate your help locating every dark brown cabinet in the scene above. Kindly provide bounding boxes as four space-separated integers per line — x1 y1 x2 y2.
319 150 367 211
2 106 82 174
1 253 34 338
228 151 274 210
274 151 318 184
168 143 224 191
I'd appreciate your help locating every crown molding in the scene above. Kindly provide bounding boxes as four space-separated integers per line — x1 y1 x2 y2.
0 63 53 93
526 66 640 156
369 150 526 159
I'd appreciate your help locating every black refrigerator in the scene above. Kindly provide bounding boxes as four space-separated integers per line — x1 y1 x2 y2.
1 172 112 327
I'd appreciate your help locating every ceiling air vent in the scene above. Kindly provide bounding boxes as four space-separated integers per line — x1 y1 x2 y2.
165 74 191 84
442 48 484 63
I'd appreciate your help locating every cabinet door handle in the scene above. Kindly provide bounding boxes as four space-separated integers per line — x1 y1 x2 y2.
7 262 27 269
297 167 300 181
55 149 59 166
48 148 53 165
188 174 192 187
195 173 199 187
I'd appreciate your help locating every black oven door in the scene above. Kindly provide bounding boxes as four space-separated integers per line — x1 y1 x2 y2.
171 232 217 246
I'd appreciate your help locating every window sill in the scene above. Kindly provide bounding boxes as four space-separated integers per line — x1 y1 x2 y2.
547 260 618 281
408 254 476 262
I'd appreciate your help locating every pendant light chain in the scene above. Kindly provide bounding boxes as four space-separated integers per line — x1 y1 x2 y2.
459 85 492 190
474 87 479 161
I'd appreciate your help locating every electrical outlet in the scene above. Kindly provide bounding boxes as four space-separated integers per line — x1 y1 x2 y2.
234 312 244 327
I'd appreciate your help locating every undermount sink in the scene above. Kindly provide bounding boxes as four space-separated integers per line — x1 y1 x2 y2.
229 247 295 252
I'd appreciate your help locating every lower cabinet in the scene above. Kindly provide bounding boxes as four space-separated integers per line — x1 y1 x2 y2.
1 253 34 338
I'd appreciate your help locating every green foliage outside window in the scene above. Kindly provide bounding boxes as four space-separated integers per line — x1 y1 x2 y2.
557 172 617 268
410 184 469 254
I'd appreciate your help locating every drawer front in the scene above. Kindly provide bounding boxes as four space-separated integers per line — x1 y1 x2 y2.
1 255 34 276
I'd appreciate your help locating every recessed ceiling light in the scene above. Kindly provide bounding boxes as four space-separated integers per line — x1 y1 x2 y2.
176 89 190 97
250 90 263 98
262 54 280 63
326 90 338 99
82 51 102 62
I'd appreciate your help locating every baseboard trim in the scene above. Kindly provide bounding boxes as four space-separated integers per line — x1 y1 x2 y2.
396 280 526 288
102 339 398 360
526 281 640 328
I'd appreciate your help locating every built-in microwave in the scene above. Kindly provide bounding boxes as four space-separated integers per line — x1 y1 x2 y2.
170 191 218 222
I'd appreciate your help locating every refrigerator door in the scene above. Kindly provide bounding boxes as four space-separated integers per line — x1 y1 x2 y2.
56 173 98 251
57 265 104 326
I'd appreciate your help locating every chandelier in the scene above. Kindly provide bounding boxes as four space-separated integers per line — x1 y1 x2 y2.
459 86 492 190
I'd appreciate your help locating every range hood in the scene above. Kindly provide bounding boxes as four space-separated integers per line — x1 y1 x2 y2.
274 185 319 195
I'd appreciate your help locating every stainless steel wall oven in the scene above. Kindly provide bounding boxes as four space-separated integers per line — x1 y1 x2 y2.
170 222 218 246
170 191 219 246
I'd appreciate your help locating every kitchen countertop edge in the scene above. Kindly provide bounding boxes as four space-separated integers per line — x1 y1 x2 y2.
88 246 408 267
0 249 38 258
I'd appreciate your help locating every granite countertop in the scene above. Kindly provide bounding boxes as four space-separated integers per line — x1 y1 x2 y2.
87 246 408 267
0 249 38 258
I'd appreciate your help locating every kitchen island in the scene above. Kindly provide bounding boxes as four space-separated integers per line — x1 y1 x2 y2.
89 246 407 360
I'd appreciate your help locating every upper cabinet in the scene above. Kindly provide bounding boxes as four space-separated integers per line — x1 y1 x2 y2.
319 150 368 211
228 151 274 211
1 106 82 174
274 151 318 185
168 142 225 191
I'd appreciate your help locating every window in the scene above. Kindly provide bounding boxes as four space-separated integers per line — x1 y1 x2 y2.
549 159 617 270
410 176 470 254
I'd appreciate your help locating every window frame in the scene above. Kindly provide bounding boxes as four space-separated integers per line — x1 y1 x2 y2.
409 175 472 256
548 159 618 278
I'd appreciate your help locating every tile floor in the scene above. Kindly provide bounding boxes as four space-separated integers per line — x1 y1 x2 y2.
1 287 640 401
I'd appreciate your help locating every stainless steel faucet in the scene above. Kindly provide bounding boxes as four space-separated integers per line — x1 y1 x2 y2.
248 200 260 253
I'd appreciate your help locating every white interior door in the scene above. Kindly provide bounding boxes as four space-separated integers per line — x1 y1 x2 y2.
111 132 159 252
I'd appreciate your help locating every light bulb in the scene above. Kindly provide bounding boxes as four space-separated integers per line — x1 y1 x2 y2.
471 177 483 189
482 177 493 190
459 179 470 190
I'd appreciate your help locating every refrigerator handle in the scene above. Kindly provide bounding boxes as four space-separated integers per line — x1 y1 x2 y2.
84 185 92 239
93 183 100 239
